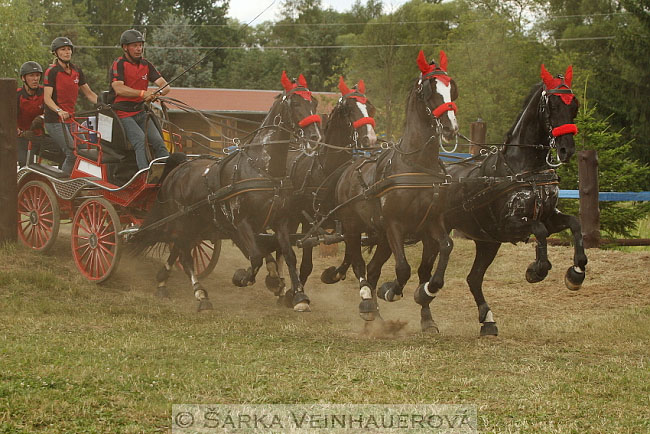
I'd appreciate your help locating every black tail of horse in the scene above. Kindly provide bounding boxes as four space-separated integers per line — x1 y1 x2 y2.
126 152 187 256
159 152 186 185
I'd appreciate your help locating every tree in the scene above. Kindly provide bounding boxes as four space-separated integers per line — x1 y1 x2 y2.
557 98 650 238
147 14 213 87
0 0 47 78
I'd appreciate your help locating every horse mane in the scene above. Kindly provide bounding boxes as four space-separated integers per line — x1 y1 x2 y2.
503 82 543 143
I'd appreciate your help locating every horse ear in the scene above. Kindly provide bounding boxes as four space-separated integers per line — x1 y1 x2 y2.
338 76 351 95
439 50 448 72
540 64 554 88
417 50 430 74
298 74 308 88
281 70 293 92
565 65 573 87
357 79 366 94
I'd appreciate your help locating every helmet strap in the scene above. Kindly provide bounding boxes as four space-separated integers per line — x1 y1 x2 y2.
123 46 141 64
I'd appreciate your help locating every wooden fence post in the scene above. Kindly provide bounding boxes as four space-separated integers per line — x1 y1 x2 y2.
578 150 600 248
0 78 17 244
469 119 486 155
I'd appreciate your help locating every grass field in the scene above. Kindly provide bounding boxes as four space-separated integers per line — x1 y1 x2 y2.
1 233 649 433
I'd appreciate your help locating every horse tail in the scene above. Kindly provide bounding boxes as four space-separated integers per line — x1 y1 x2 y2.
159 152 187 185
126 154 186 256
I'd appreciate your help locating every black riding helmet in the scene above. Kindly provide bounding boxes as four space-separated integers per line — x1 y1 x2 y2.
20 61 43 77
120 29 145 46
51 36 74 53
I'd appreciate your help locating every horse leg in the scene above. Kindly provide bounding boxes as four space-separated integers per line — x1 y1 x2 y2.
378 223 409 302
274 220 310 312
425 219 454 293
264 253 286 296
412 235 440 333
178 244 213 311
232 219 265 288
361 235 392 321
321 249 351 284
298 244 314 287
155 243 179 298
525 221 552 283
545 211 587 290
467 241 501 336
417 235 439 285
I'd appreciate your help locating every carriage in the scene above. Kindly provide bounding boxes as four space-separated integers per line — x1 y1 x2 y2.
16 103 220 283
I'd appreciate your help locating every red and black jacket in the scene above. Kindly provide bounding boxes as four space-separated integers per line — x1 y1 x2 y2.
110 56 162 118
17 86 44 133
43 62 87 123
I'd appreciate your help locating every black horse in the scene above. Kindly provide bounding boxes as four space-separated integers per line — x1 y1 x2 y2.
258 76 379 298
413 64 587 335
129 71 322 312
322 50 459 321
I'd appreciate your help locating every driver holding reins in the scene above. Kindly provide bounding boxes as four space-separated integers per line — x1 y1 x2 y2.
110 29 170 170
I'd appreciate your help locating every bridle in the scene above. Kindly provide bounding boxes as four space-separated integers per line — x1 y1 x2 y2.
539 77 578 167
336 91 376 148
416 70 458 152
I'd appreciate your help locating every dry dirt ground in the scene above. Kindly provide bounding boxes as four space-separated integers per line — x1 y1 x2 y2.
85 230 650 339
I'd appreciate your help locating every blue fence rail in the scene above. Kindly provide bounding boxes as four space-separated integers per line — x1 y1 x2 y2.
439 152 650 202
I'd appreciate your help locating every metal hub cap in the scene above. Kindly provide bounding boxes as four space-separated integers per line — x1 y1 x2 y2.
29 211 38 225
89 233 98 249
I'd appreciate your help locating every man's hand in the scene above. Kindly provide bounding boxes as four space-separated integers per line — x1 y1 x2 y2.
143 89 158 102
57 110 70 121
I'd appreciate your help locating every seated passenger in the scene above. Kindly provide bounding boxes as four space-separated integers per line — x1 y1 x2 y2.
109 29 170 170
16 61 62 167
43 37 99 176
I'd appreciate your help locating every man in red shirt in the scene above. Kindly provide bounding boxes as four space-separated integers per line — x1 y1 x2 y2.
110 29 170 170
44 36 98 176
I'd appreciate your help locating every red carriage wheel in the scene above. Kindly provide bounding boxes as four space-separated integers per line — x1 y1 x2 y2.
17 180 60 253
176 239 221 279
71 198 122 283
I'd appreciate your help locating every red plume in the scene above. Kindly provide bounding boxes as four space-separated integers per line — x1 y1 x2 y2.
564 65 573 87
417 50 431 74
298 74 308 88
438 50 448 72
540 64 554 89
357 79 366 94
281 70 293 92
338 76 351 95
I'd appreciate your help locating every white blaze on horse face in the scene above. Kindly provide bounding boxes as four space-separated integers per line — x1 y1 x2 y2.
356 101 377 145
436 80 458 131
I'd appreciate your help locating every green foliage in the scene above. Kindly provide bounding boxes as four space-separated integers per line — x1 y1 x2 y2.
147 14 213 87
557 99 650 238
0 0 48 78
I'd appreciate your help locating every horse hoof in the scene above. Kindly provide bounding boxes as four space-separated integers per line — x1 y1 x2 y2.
232 268 249 287
293 302 311 312
358 299 377 321
320 266 340 284
292 291 310 307
155 286 170 299
414 283 435 306
480 322 499 337
421 319 439 333
156 267 171 283
378 282 403 302
525 264 546 283
265 275 285 295
565 266 585 291
197 299 213 312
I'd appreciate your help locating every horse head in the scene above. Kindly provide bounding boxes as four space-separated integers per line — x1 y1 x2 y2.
540 64 579 163
415 50 459 142
329 76 377 148
277 70 323 145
